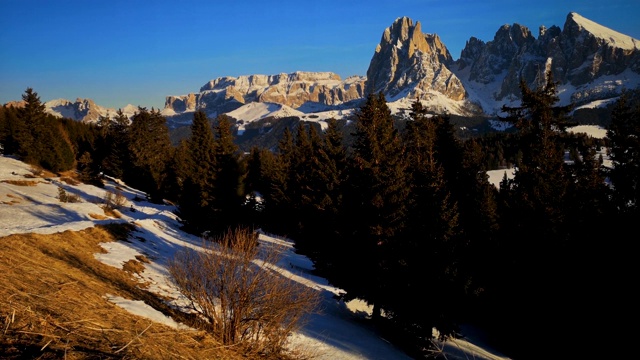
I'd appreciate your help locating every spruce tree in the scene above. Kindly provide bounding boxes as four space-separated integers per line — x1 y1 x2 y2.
101 109 130 179
259 127 293 235
15 88 75 172
0 105 25 155
394 99 463 340
607 90 640 214
210 114 244 235
125 107 172 202
340 92 410 321
177 110 217 234
491 70 578 356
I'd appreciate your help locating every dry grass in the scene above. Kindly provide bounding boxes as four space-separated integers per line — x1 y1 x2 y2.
60 177 81 186
29 166 57 179
0 224 249 360
2 194 22 205
122 259 146 275
101 207 122 219
88 213 108 220
1 180 39 186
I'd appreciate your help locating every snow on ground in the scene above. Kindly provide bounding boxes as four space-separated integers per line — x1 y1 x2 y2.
486 125 610 189
0 154 511 360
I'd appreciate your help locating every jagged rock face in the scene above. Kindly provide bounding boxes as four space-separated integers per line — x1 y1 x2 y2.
165 93 197 112
561 12 640 85
159 12 638 120
164 71 366 115
45 98 106 123
364 16 465 101
458 12 640 104
468 24 535 85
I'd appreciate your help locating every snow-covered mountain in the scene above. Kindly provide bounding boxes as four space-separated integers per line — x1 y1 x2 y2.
453 12 640 114
44 98 139 123
161 11 639 129
4 98 140 123
21 12 638 133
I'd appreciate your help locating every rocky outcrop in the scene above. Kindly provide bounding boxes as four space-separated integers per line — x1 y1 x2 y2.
45 98 107 123
163 71 366 115
364 16 466 101
457 12 640 105
39 98 138 123
161 12 639 120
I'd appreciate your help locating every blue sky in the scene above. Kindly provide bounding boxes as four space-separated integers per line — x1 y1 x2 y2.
1 0 639 111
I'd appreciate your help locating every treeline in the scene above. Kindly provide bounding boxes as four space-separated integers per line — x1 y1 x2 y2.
1 77 638 358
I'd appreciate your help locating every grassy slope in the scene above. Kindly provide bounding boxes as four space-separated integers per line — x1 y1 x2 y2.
0 223 247 360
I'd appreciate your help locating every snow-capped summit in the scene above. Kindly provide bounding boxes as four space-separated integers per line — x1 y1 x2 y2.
567 12 638 51
43 99 141 123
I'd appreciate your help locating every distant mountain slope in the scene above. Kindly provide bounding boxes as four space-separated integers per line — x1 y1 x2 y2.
8 12 638 133
160 12 639 127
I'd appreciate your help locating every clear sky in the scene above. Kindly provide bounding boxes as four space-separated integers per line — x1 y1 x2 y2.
1 0 639 111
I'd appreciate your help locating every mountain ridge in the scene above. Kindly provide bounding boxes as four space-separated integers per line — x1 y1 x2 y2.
5 12 638 129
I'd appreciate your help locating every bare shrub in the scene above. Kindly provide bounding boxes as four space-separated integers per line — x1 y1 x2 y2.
57 186 81 203
168 227 320 358
104 188 127 210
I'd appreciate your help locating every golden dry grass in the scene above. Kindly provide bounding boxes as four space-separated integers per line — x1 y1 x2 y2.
28 166 57 179
1 180 39 186
88 213 108 220
60 177 81 186
2 194 22 205
0 224 249 360
101 207 122 219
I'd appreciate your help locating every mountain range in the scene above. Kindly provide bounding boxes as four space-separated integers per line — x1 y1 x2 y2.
10 12 639 135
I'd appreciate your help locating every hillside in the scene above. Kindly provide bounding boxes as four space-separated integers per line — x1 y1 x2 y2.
0 155 513 359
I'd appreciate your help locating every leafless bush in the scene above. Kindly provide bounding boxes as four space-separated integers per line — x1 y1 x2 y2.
103 188 127 210
57 186 81 203
168 227 320 358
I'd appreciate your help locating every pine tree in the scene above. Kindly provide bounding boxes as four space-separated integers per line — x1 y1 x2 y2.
392 99 463 339
15 88 75 172
303 118 350 277
340 92 410 321
607 90 640 214
125 107 172 202
491 70 578 356
210 114 245 235
15 88 44 162
0 105 24 155
259 127 293 235
244 146 280 228
498 70 574 249
177 110 217 234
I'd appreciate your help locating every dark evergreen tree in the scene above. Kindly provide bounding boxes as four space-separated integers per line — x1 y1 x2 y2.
391 99 463 344
210 114 245 234
243 146 279 227
607 90 640 214
101 109 130 179
124 107 172 202
0 105 24 155
258 127 293 235
490 71 578 357
176 110 217 234
339 92 410 322
15 88 75 172
164 138 190 204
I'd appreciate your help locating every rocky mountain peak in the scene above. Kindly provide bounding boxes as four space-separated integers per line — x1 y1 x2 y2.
364 16 463 103
163 71 366 121
454 12 640 110
160 12 639 126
